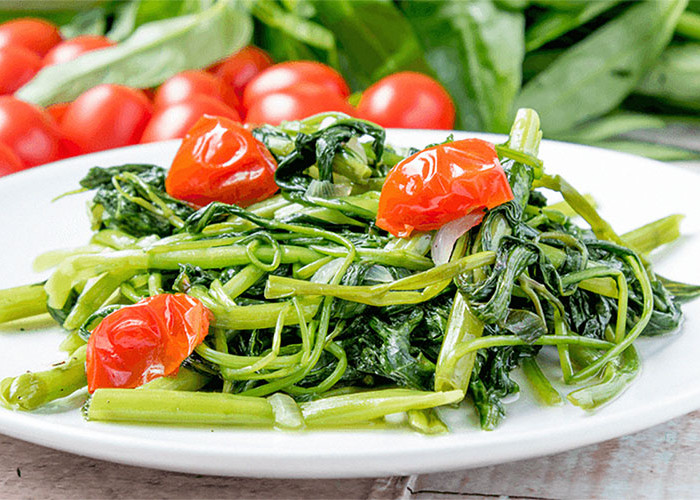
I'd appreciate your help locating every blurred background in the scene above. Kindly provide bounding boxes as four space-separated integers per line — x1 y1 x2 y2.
0 0 698 176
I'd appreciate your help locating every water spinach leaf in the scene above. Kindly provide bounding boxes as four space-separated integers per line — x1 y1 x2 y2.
517 0 689 133
16 0 252 106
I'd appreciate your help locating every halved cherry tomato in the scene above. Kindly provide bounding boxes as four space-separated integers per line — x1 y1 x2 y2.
0 18 62 56
166 115 278 207
0 45 42 94
141 94 241 143
357 72 455 130
376 139 513 237
153 70 239 111
0 142 25 176
245 83 354 126
243 61 350 110
42 35 115 66
60 84 153 154
86 294 211 393
0 96 61 167
211 46 272 102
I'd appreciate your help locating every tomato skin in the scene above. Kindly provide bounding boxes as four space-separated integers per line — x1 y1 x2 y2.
141 94 241 143
153 70 239 111
86 294 211 393
60 84 153 154
0 96 61 167
245 83 354 126
211 46 272 101
46 102 69 123
376 139 513 237
0 18 62 56
0 45 42 94
42 35 115 66
357 72 455 130
243 61 350 110
166 115 278 207
0 142 25 176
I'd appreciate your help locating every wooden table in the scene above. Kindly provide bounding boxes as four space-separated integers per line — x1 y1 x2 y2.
2 132 699 499
1 410 698 499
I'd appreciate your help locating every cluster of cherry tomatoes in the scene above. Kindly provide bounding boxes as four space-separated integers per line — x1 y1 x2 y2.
0 17 456 178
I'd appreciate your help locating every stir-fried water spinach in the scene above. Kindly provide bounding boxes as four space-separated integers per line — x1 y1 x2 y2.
0 109 696 432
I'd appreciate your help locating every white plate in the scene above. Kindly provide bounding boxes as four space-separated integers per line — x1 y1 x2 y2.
0 131 699 478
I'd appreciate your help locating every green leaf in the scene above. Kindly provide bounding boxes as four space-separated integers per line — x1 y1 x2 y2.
17 0 252 107
517 0 688 134
310 0 432 90
404 0 524 133
553 112 666 143
634 44 700 111
60 7 109 38
525 1 620 52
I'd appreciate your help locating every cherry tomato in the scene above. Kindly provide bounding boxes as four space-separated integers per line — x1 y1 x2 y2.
60 84 153 154
166 115 278 207
0 18 61 56
141 94 241 143
154 70 239 111
211 46 273 101
245 83 355 126
42 35 115 66
46 102 69 123
0 97 61 167
0 142 25 176
243 61 350 110
86 294 211 393
357 72 455 130
0 45 42 94
376 139 513 237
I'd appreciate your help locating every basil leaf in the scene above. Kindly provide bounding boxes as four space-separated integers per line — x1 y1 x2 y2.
17 0 252 107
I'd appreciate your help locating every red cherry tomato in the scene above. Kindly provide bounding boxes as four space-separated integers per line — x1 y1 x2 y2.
245 83 354 126
153 70 239 111
0 96 61 167
0 142 25 176
0 45 42 94
376 139 513 237
60 84 153 154
86 294 211 393
357 72 455 130
46 102 69 123
42 35 115 66
0 18 61 56
166 115 278 207
243 61 350 110
141 94 241 143
211 46 273 101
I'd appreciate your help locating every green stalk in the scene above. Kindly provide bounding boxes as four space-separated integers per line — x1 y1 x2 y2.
87 389 274 426
207 297 322 330
434 293 483 393
63 271 131 331
0 283 48 324
676 11 700 40
407 409 449 434
568 346 639 409
621 214 683 255
300 389 463 427
138 367 210 391
1 345 87 411
521 357 563 406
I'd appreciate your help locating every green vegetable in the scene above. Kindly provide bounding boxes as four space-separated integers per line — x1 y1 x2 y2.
16 0 252 106
0 110 695 434
517 0 688 133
